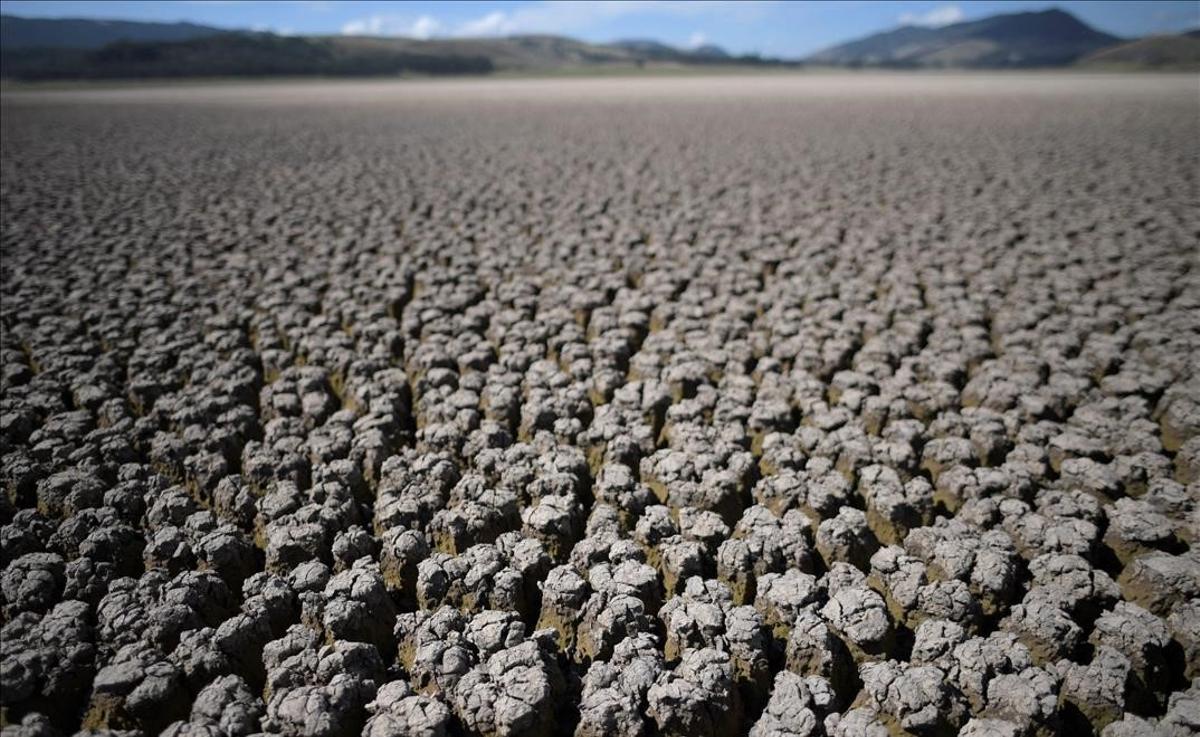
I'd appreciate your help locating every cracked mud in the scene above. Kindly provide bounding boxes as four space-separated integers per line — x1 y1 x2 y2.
1 75 1198 737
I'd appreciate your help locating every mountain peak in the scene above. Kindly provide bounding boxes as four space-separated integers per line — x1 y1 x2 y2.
809 7 1119 68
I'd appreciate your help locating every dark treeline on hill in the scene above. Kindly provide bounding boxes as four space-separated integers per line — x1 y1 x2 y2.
2 33 494 80
0 14 223 50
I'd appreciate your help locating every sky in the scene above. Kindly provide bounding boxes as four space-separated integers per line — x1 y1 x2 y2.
2 1 1198 57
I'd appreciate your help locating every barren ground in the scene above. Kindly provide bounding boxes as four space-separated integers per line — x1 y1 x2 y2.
1 74 1198 737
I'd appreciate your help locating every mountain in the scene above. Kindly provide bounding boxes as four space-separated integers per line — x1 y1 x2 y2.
1 20 792 81
1077 33 1200 69
611 39 731 62
693 44 731 59
808 8 1121 68
611 39 680 59
0 14 226 50
9 7 1178 80
1 33 495 80
344 34 636 70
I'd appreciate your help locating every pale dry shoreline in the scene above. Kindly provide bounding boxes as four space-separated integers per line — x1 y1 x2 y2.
3 70 1198 106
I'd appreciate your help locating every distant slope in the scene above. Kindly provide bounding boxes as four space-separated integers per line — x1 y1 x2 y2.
610 39 680 59
808 9 1120 68
1077 33 1200 69
336 34 637 70
1 34 494 80
693 44 731 59
316 35 751 71
1 14 225 49
1 25 797 80
611 39 731 62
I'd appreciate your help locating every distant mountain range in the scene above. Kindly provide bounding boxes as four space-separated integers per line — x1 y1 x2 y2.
808 9 1122 67
1 8 1196 81
0 14 787 80
0 14 225 50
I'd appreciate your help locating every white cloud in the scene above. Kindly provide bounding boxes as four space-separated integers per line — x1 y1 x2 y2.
183 0 330 5
340 1 769 42
898 4 964 28
341 16 381 35
410 15 442 40
249 22 296 35
341 14 443 38
454 1 768 38
688 31 707 48
458 11 514 37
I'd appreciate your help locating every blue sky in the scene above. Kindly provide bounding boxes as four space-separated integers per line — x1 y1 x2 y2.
2 1 1197 57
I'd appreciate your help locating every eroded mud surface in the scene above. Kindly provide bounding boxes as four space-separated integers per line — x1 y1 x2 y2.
1 75 1198 736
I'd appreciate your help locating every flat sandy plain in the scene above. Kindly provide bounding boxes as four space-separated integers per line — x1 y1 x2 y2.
1 74 1199 737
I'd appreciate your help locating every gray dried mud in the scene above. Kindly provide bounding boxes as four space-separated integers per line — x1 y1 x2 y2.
1 74 1198 737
